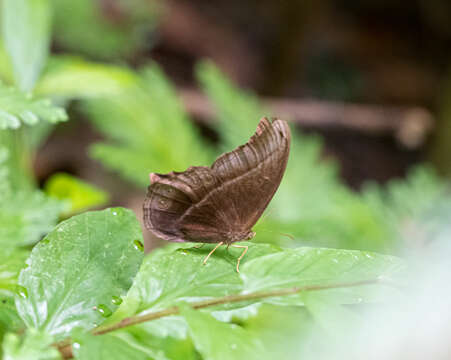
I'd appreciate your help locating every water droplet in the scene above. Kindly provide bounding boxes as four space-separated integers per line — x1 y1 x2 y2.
15 286 28 299
133 240 144 252
112 211 117 216
111 295 122 305
356 297 363 303
230 343 237 350
95 304 112 318
177 249 189 255
73 342 80 350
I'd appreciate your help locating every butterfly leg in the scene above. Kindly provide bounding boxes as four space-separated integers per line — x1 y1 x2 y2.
203 242 224 266
231 244 248 273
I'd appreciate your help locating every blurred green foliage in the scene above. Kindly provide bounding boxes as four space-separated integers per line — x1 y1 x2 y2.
51 0 160 60
0 0 450 359
84 64 214 186
44 173 109 216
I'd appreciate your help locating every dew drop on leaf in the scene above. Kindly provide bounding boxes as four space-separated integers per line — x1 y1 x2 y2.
15 285 28 299
133 239 144 252
95 304 112 317
111 295 123 305
73 342 81 350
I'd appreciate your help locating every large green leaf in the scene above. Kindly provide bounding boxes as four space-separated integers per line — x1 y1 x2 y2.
0 83 67 130
108 243 279 338
1 0 52 91
181 306 265 360
15 208 144 340
2 329 60 360
241 247 405 306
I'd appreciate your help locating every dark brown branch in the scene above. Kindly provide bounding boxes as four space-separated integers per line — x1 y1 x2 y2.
179 88 434 149
57 278 384 358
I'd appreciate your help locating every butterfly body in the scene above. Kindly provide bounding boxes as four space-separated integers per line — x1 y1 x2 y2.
143 117 291 248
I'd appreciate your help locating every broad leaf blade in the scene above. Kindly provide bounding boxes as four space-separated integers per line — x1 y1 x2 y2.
109 243 279 338
15 208 144 340
241 247 405 305
1 0 52 91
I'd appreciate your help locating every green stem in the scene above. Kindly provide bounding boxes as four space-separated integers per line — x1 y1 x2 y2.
56 278 384 358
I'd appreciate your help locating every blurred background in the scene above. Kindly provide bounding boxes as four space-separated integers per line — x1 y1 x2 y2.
2 0 450 251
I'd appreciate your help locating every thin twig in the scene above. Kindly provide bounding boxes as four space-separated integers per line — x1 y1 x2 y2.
56 278 384 358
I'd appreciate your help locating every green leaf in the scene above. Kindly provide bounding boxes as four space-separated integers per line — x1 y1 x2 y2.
72 331 164 360
181 305 265 360
2 329 60 360
0 248 28 299
44 173 109 215
108 243 279 338
1 0 52 91
0 83 67 130
241 247 405 306
0 189 63 247
86 64 213 187
15 208 144 340
36 56 138 99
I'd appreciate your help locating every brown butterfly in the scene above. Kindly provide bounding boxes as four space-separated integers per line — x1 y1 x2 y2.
143 117 291 272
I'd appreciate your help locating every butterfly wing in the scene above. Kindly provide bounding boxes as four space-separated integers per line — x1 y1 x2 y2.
143 117 291 243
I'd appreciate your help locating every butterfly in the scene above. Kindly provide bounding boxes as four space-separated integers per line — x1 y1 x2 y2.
143 117 291 272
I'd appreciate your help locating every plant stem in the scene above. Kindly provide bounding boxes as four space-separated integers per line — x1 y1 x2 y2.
56 278 384 358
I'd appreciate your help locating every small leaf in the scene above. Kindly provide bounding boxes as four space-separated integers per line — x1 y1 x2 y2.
15 208 144 340
1 0 52 91
181 305 265 360
0 83 67 130
2 329 60 360
44 172 109 215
